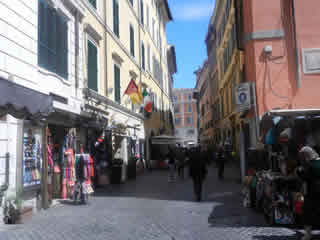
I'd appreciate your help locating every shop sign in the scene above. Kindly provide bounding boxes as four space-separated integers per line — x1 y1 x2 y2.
235 83 251 112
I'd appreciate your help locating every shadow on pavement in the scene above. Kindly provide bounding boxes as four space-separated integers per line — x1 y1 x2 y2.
208 193 267 228
252 233 301 240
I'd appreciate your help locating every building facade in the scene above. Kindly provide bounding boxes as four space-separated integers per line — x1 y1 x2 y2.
195 61 215 147
205 0 244 154
0 0 175 219
173 88 198 147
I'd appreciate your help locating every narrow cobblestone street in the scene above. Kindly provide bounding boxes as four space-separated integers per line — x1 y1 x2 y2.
0 167 304 240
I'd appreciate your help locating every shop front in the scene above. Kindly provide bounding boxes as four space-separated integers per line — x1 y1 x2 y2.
0 79 53 223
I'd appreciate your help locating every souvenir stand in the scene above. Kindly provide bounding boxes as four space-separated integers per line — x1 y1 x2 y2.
46 126 95 203
243 109 320 226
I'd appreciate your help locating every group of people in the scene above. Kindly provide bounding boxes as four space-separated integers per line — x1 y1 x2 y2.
165 144 231 202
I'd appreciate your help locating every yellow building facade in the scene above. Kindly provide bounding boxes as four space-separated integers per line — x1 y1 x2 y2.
206 0 244 153
80 0 175 180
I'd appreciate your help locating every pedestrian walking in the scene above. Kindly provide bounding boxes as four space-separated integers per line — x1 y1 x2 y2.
189 147 208 201
177 148 186 179
216 144 226 180
167 147 176 182
296 146 320 240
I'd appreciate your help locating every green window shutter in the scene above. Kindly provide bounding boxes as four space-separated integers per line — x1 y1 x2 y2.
140 0 144 25
114 65 121 104
141 43 145 70
130 25 135 57
87 41 98 91
113 0 119 37
88 0 97 9
62 20 68 79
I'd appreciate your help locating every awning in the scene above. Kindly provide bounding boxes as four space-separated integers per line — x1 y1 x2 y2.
151 135 181 145
0 78 53 120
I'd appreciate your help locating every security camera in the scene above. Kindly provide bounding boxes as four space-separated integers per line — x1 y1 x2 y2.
264 45 272 54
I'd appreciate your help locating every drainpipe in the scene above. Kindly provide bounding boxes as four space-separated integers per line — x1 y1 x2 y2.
291 0 300 89
103 0 108 98
75 12 79 96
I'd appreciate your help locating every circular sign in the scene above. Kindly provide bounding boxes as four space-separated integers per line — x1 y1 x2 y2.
239 92 247 103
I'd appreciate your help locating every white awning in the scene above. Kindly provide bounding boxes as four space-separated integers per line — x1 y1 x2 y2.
151 135 182 145
266 109 320 117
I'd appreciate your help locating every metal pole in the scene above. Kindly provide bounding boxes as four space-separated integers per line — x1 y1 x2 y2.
252 82 260 144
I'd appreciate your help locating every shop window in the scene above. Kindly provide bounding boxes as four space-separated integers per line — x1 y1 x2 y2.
38 0 68 79
87 40 98 91
175 118 180 125
113 0 119 38
114 64 121 104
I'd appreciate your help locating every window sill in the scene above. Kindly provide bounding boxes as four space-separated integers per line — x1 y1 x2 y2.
38 67 70 86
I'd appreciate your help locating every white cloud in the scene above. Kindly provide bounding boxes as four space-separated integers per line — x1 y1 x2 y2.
172 1 215 21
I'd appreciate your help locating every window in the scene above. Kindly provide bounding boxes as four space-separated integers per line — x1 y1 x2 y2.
187 117 193 125
147 44 151 71
187 129 195 135
114 64 121 104
188 104 192 113
113 0 119 38
175 118 180 125
188 94 192 101
130 25 135 57
141 42 145 70
174 105 179 113
140 0 144 25
87 40 98 91
152 19 155 40
129 0 133 6
38 0 68 79
146 5 150 31
173 95 177 102
88 0 97 9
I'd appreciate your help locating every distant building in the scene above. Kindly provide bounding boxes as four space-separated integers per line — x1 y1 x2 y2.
172 88 198 147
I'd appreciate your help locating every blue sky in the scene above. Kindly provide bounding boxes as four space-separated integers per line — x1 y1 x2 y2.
166 0 215 89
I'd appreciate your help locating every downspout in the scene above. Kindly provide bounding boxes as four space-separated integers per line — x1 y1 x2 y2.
103 0 108 98
158 2 164 128
75 12 79 96
138 0 142 90
291 0 300 89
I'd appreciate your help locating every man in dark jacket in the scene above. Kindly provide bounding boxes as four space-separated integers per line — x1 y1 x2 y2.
189 147 208 201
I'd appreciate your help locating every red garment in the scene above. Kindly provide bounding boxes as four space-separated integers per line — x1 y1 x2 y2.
89 156 94 177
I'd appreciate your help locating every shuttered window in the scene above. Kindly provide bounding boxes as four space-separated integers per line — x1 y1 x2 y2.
147 44 150 71
130 25 135 57
140 0 144 25
88 0 97 9
38 0 68 79
87 40 98 91
141 42 145 70
114 65 121 104
113 0 119 38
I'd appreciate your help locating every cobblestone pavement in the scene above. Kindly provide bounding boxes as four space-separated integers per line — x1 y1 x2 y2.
0 166 308 240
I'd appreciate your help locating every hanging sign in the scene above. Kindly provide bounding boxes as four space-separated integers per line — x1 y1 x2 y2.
235 83 251 112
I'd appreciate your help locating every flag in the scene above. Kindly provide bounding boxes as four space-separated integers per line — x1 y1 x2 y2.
143 90 152 113
124 79 143 105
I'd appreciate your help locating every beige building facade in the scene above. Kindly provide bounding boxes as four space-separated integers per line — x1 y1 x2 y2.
80 0 175 179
